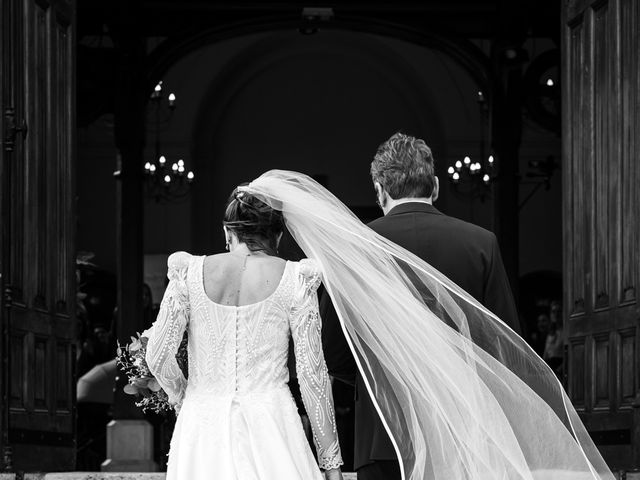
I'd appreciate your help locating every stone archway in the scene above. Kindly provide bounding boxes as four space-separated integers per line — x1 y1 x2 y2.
146 17 494 99
140 16 499 254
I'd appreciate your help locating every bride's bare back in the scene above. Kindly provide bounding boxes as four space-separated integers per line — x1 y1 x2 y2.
202 253 287 307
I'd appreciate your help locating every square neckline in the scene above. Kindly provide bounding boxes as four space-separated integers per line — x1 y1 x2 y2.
199 255 290 309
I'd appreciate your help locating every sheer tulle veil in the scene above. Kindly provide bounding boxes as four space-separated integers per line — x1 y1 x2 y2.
239 170 614 480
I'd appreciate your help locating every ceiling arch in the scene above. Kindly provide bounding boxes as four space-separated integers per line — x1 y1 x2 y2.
145 15 495 105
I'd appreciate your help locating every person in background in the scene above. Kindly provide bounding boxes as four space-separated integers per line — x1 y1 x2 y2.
531 312 551 357
544 300 564 377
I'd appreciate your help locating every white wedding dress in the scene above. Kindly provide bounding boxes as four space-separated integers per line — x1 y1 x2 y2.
145 251 343 480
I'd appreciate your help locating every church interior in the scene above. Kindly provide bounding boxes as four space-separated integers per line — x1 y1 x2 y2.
0 0 638 477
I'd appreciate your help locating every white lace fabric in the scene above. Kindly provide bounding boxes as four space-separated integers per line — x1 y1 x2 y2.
144 252 343 477
290 260 342 470
145 252 190 406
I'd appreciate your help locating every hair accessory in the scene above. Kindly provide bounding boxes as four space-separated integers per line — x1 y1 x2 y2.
235 184 251 202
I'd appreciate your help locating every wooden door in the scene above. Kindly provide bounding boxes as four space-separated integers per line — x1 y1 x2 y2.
563 0 640 470
0 0 76 471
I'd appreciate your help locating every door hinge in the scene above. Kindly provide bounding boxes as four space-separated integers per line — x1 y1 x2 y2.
4 107 28 152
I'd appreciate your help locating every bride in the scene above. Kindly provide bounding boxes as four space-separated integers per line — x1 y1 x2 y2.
145 184 343 479
147 170 615 480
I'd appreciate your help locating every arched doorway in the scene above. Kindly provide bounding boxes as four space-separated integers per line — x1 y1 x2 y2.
142 28 494 254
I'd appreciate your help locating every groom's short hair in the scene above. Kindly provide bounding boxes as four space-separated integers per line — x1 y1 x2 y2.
371 132 436 199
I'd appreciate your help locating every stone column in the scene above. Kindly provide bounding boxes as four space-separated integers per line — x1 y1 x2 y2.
101 3 157 472
489 2 528 307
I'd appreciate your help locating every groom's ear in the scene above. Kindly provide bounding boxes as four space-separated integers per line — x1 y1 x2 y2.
374 182 387 208
431 176 440 203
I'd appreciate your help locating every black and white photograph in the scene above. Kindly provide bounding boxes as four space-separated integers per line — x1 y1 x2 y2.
0 1 638 479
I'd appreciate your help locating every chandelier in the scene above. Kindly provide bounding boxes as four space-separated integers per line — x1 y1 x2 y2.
144 81 194 203
447 154 495 187
445 154 495 202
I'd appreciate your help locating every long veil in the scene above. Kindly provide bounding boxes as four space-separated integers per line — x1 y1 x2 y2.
240 170 614 480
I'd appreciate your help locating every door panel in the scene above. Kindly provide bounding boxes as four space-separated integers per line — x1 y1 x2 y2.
563 0 640 469
1 0 76 471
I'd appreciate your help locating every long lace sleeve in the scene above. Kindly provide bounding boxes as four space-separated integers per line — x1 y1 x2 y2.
290 259 343 471
145 251 191 408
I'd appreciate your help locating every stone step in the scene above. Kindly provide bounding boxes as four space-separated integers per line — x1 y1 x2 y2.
1 473 359 480
3 472 639 480
23 476 165 480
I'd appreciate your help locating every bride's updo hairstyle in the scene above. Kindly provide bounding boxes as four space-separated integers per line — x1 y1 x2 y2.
223 183 285 255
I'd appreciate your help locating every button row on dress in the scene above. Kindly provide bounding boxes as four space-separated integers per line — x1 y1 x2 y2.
235 308 239 392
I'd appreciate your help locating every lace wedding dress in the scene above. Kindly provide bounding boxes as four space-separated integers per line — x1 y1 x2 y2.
145 251 343 480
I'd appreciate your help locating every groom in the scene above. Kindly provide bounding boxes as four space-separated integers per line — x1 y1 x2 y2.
321 132 520 480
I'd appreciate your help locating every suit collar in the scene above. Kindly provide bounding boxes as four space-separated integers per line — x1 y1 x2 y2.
386 202 444 217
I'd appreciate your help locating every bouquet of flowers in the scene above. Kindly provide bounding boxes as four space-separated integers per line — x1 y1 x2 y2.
116 331 189 414
116 333 172 413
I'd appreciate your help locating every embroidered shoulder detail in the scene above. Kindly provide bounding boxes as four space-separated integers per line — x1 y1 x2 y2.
298 258 322 292
167 251 192 281
168 251 191 270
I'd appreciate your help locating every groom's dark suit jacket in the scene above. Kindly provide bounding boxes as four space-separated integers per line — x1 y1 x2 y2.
320 202 520 472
